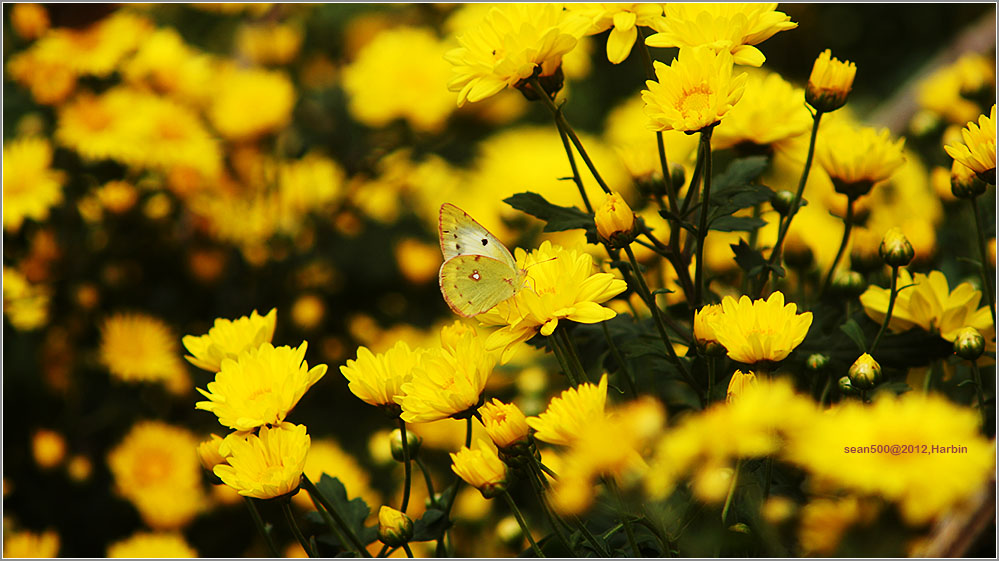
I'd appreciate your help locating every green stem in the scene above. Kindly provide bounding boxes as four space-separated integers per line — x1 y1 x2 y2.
302 475 371 557
820 197 855 297
819 373 833 406
624 244 702 401
969 196 996 323
924 360 941 393
550 332 581 387
762 455 775 500
529 76 611 194
556 327 590 384
376 544 391 558
693 127 714 310
308 486 350 553
707 355 716 403
720 459 741 525
503 491 545 557
465 416 473 448
970 361 989 431
557 124 594 213
526 460 577 555
868 265 899 354
603 321 637 397
402 544 414 558
283 498 317 557
244 497 281 557
637 27 679 213
415 457 437 508
398 419 412 513
760 111 824 296
606 478 640 557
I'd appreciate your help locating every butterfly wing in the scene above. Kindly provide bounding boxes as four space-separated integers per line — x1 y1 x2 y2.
439 203 518 268
439 254 523 317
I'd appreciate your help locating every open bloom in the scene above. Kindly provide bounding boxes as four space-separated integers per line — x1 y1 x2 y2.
445 4 589 106
107 532 198 558
482 241 627 362
713 69 812 150
3 530 60 558
641 46 747 133
707 291 813 365
398 327 495 423
196 342 328 431
645 3 797 67
566 3 664 64
450 440 508 498
215 423 311 500
816 124 906 199
527 374 608 446
480 399 530 449
183 308 277 372
100 312 189 394
340 340 423 413
945 104 996 184
2 137 65 232
806 49 856 112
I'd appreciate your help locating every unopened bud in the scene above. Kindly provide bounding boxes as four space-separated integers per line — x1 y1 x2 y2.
951 159 988 199
848 353 881 390
879 227 914 268
726 370 757 403
496 515 523 548
390 428 422 462
806 353 830 371
805 49 856 113
377 506 414 547
837 376 854 394
831 270 865 297
771 190 797 216
953 327 986 360
783 232 814 270
693 304 725 355
595 192 637 248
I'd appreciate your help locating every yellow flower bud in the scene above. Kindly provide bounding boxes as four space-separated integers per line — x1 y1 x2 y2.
806 49 856 112
806 353 830 371
377 506 414 547
879 227 914 268
480 399 530 450
450 440 508 499
693 304 725 355
726 370 757 403
389 428 422 462
950 159 987 199
197 434 228 472
953 326 986 360
848 353 881 390
595 192 636 248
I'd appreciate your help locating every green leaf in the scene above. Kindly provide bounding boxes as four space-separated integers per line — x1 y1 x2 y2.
712 156 769 191
504 192 593 232
839 319 867 352
412 509 450 541
709 215 767 232
731 239 771 278
313 474 378 547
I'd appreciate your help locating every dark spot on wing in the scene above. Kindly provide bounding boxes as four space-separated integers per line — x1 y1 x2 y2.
481 238 488 246
473 255 481 261
456 244 461 250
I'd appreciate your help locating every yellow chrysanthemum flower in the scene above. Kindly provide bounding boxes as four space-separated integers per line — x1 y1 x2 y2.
480 399 531 449
30 11 152 77
860 269 994 345
2 266 50 331
707 291 813 366
603 93 699 182
805 49 856 113
481 242 627 362
100 312 190 395
798 497 871 556
236 22 303 66
445 3 589 106
641 46 747 133
566 3 664 64
527 374 608 446
815 124 906 199
5 49 77 105
342 27 456 132
713 69 812 150
197 434 227 472
2 137 66 232
945 104 996 184
784 392 996 525
726 369 757 403
107 421 205 529
10 3 50 40
215 423 311 500
645 3 797 67
196 342 328 431
917 54 994 126
450 440 508 498
693 303 723 351
107 532 198 558
31 429 66 469
340 340 423 413
183 308 278 372
3 529 60 558
399 328 495 423
208 65 295 140
121 28 216 106
292 437 382 510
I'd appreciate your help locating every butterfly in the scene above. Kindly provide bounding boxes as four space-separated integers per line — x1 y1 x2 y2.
438 203 527 317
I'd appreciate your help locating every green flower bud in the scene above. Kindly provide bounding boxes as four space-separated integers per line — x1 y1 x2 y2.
837 375 854 394
848 353 881 390
771 190 796 216
879 227 914 268
831 270 866 297
377 506 414 547
953 327 986 360
390 428 422 462
806 353 830 371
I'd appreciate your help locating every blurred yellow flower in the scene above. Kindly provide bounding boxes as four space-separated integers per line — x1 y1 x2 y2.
603 93 699 182
816 124 906 199
107 421 205 529
10 3 50 40
693 303 723 351
860 269 993 345
343 27 456 132
121 28 215 106
450 440 508 498
2 266 51 331
196 341 328 431
445 3 588 106
481 242 627 362
341 340 423 413
726 370 757 403
917 54 994 125
395 238 442 285
236 22 303 66
713 69 811 150
6 49 77 105
208 65 295 140
215 423 311 499
480 399 531 449
567 3 664 64
2 137 65 232
399 328 495 423
292 437 382 510
805 49 856 112
31 429 66 469
527 374 608 446
31 11 152 77
798 497 869 556
642 46 747 133
945 104 996 183
107 531 198 558
183 308 277 372
784 392 996 525
646 3 797 67
3 529 59 558
708 291 813 365
100 312 190 395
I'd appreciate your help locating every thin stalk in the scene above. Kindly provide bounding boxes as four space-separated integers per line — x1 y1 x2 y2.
415 457 437 507
868 265 900 354
969 196 996 323
302 475 371 557
819 374 833 407
283 499 318 558
529 76 611 194
762 455 775 500
398 418 412 513
707 356 716 403
606 478 640 557
402 544 414 558
503 491 545 557
244 497 281 557
624 244 702 401
377 544 391 558
308 488 350 553
603 321 637 397
572 512 611 557
465 416 473 448
550 334 581 387
637 28 680 213
721 459 741 524
970 361 989 431
760 111 824 296
693 127 714 309
526 461 576 555
556 327 590 384
820 198 855 297
557 125 593 213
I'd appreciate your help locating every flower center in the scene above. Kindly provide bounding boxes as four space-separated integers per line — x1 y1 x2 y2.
678 83 712 121
135 449 171 485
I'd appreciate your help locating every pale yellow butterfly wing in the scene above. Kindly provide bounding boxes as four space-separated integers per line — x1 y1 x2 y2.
439 254 525 317
439 203 517 268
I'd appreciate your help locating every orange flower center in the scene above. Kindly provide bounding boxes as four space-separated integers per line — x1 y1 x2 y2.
678 83 712 121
